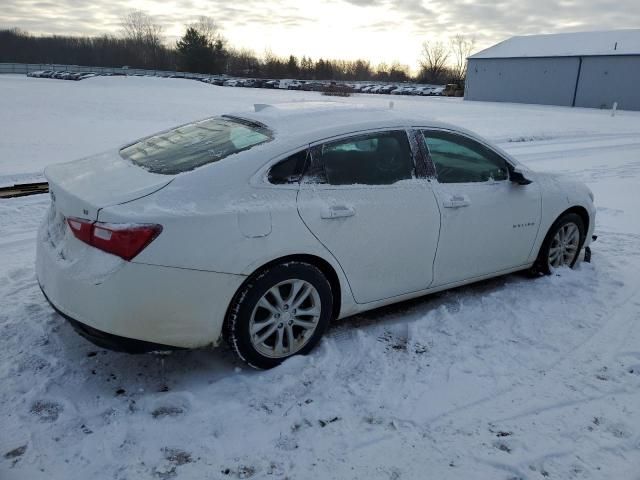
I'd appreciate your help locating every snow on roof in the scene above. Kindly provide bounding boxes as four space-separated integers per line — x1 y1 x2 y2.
233 102 411 138
470 29 640 59
237 101 393 124
229 101 456 147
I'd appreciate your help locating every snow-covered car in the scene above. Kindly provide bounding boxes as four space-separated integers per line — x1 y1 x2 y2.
37 102 596 368
393 86 417 95
390 86 409 95
27 70 51 78
414 86 434 96
378 85 397 94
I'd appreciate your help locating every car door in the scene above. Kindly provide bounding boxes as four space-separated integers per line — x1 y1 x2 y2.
420 129 542 286
297 129 441 304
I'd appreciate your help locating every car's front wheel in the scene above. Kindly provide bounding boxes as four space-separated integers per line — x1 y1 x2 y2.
534 212 585 274
225 261 333 369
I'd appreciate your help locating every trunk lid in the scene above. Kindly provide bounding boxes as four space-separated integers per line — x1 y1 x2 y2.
45 150 173 220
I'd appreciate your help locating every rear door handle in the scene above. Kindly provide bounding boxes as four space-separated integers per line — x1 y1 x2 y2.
321 205 356 219
442 194 470 208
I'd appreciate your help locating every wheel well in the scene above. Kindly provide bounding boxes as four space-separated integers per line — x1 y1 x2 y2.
532 205 591 272
562 205 590 236
227 254 342 324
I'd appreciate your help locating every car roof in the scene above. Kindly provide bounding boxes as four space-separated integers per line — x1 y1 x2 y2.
229 102 456 144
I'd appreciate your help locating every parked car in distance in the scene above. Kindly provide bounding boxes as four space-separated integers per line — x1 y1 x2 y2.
378 85 397 94
277 79 297 89
27 70 51 78
413 86 433 96
300 82 324 91
391 86 415 95
444 83 464 97
286 80 303 90
37 102 596 369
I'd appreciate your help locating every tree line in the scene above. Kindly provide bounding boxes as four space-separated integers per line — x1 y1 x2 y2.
0 11 475 84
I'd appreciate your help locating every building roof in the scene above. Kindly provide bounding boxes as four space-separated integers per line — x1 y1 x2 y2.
470 29 640 59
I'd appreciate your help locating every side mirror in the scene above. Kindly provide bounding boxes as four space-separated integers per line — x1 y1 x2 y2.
510 166 532 185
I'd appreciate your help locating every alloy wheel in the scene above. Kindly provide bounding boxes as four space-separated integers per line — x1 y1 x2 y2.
249 279 322 358
548 222 580 268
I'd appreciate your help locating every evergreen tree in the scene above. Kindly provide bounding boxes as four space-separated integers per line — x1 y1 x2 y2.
286 55 299 77
176 27 212 73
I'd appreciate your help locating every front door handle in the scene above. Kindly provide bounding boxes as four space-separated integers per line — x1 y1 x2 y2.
442 194 470 208
321 204 356 219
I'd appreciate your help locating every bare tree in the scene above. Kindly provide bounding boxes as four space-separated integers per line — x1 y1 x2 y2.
189 16 224 47
419 41 449 84
121 10 164 67
450 35 476 84
226 47 260 76
121 10 163 45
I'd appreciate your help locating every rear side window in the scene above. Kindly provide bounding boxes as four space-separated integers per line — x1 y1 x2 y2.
307 131 414 185
268 150 308 184
120 116 272 175
422 130 508 183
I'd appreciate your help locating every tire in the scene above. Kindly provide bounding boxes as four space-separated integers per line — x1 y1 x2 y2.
225 261 333 369
534 212 586 275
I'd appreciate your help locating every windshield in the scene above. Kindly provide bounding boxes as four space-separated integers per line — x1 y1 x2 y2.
120 116 272 175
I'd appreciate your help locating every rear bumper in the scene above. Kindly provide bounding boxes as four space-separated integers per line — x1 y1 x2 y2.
37 228 246 349
40 284 182 353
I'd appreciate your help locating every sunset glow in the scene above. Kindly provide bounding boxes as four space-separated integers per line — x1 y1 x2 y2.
2 0 639 69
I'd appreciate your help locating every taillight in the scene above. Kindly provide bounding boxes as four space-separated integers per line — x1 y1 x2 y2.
67 217 92 244
66 218 162 261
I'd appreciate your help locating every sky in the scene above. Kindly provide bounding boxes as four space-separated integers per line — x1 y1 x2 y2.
2 0 640 70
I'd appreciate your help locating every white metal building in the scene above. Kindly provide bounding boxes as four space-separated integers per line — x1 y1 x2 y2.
465 30 640 111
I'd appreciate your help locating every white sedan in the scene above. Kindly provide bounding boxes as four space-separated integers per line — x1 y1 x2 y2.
37 102 596 368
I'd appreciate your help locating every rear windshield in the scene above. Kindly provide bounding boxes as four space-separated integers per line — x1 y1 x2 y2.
120 116 272 174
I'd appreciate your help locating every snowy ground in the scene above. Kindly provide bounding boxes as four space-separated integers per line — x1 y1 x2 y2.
1 74 640 479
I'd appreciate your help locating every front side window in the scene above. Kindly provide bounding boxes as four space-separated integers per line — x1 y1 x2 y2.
307 131 414 185
120 116 272 175
422 130 509 183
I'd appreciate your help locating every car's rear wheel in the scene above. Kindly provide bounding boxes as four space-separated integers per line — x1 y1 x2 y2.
225 261 333 369
534 212 585 274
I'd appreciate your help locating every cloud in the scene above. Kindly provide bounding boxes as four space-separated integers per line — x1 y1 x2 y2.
341 0 640 38
1 0 639 65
